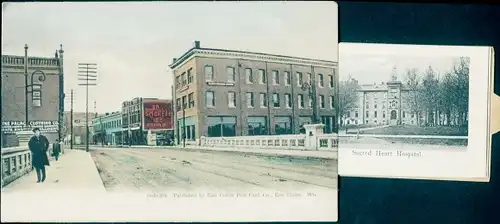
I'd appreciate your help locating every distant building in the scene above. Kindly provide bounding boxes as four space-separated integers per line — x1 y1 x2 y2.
63 111 103 145
1 46 64 147
121 97 173 145
169 41 338 143
92 111 122 145
342 74 416 126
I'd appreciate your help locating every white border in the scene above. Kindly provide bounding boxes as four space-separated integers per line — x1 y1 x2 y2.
1 189 338 222
338 43 491 181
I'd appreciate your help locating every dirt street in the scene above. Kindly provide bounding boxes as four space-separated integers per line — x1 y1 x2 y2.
90 147 337 192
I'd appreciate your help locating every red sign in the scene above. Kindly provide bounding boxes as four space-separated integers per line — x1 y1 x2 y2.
143 101 173 130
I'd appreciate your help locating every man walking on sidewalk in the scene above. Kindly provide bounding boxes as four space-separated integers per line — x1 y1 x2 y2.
52 139 61 161
28 128 50 183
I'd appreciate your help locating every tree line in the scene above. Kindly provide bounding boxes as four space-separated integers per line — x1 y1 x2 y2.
338 57 469 127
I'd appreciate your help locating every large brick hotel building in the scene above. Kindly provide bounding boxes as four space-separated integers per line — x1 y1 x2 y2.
170 41 338 143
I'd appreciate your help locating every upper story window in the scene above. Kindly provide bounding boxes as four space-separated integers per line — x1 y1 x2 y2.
272 93 280 108
260 93 267 108
227 66 235 83
187 68 193 84
228 91 236 108
181 72 187 85
205 91 215 108
330 96 334 109
188 93 195 108
258 69 267 84
205 65 214 81
319 95 325 108
246 92 254 108
318 74 324 87
297 72 303 87
329 74 334 88
284 72 291 86
272 70 279 85
298 94 304 108
285 94 292 108
245 68 253 84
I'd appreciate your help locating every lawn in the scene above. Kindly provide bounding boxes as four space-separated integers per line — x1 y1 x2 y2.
339 124 380 131
360 125 468 136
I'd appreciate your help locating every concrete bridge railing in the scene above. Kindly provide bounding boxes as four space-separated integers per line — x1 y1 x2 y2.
200 124 339 151
1 147 33 187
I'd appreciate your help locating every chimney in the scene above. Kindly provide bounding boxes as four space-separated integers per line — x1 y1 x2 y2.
194 40 200 49
173 58 177 63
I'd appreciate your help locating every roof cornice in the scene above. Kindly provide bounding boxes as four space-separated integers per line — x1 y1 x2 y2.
169 48 337 70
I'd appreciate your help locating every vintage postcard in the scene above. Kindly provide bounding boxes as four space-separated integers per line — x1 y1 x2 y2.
338 43 496 182
1 1 339 222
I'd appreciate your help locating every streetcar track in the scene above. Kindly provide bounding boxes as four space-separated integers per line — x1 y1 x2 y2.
118 150 270 190
189 157 336 190
124 149 331 190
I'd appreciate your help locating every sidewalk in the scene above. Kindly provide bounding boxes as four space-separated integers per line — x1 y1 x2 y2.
1 149 106 193
132 145 338 159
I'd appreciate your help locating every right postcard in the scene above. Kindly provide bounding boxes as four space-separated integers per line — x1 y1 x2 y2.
338 43 497 182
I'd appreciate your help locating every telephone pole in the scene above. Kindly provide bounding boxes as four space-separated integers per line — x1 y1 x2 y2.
78 63 98 152
70 89 74 149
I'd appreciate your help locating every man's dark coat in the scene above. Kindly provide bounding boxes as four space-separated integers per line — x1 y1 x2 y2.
29 135 50 169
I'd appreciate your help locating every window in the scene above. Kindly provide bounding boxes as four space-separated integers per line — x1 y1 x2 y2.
375 111 378 118
318 74 324 87
205 65 214 81
260 93 267 108
181 72 186 85
245 68 253 84
375 104 377 109
330 96 334 108
298 94 304 108
403 111 406 118
272 70 279 85
273 93 280 108
246 92 254 108
227 66 235 82
175 76 180 89
284 71 291 86
188 93 194 108
297 72 303 87
258 69 266 84
187 68 193 84
285 94 292 108
366 111 369 118
207 116 237 137
205 91 215 107
274 116 292 135
329 75 334 88
355 111 358 118
319 95 325 108
248 116 268 136
366 103 369 109
182 96 187 109
307 73 313 84
383 111 386 118
228 91 236 108
308 96 312 108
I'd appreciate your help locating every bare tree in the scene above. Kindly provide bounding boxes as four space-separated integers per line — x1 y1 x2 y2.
338 76 360 126
422 66 440 126
403 68 421 126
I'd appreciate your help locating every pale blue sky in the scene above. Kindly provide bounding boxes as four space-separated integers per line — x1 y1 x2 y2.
340 53 462 85
2 1 338 113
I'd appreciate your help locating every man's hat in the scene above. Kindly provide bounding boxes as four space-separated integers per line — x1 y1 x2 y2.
32 127 40 132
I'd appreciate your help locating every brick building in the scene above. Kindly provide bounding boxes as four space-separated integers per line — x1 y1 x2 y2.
121 97 173 145
169 41 338 143
1 46 64 147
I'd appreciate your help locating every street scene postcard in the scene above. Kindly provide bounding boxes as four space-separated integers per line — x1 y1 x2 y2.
1 2 339 222
338 43 496 182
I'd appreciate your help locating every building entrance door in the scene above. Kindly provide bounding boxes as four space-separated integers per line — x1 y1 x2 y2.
390 110 398 126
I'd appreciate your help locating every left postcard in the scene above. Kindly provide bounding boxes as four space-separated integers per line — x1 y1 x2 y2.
1 1 339 222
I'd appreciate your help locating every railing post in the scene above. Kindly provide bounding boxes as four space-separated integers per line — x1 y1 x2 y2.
304 124 325 150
